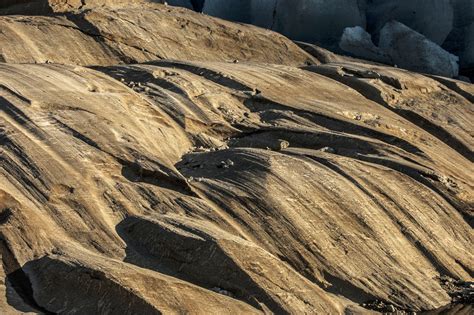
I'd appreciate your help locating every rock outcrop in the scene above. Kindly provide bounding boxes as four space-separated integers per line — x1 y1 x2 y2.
0 1 473 314
0 4 315 66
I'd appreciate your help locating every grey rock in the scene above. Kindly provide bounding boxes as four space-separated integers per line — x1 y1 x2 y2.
339 26 390 64
460 23 474 69
366 0 454 45
200 0 366 48
203 0 252 23
379 21 459 77
320 147 335 154
443 1 474 73
272 0 366 47
451 0 474 28
166 0 194 10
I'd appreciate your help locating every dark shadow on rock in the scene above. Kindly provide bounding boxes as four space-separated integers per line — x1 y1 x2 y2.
119 159 198 197
115 215 287 314
145 60 253 92
16 255 161 314
190 0 205 12
0 238 53 314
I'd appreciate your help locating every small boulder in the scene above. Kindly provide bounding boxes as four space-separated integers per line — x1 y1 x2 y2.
277 140 290 150
339 26 391 64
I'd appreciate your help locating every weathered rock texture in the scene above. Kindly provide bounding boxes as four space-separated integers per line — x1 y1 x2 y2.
0 4 314 66
0 1 473 314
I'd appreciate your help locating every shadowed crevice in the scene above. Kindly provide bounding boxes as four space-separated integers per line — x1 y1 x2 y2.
244 96 426 156
0 238 53 314
116 216 287 314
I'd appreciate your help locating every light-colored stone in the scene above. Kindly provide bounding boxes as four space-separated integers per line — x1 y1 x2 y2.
379 21 459 77
340 26 390 64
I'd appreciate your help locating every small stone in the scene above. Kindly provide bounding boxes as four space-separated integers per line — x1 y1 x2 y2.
195 146 210 152
320 147 336 154
386 305 396 313
278 140 290 150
